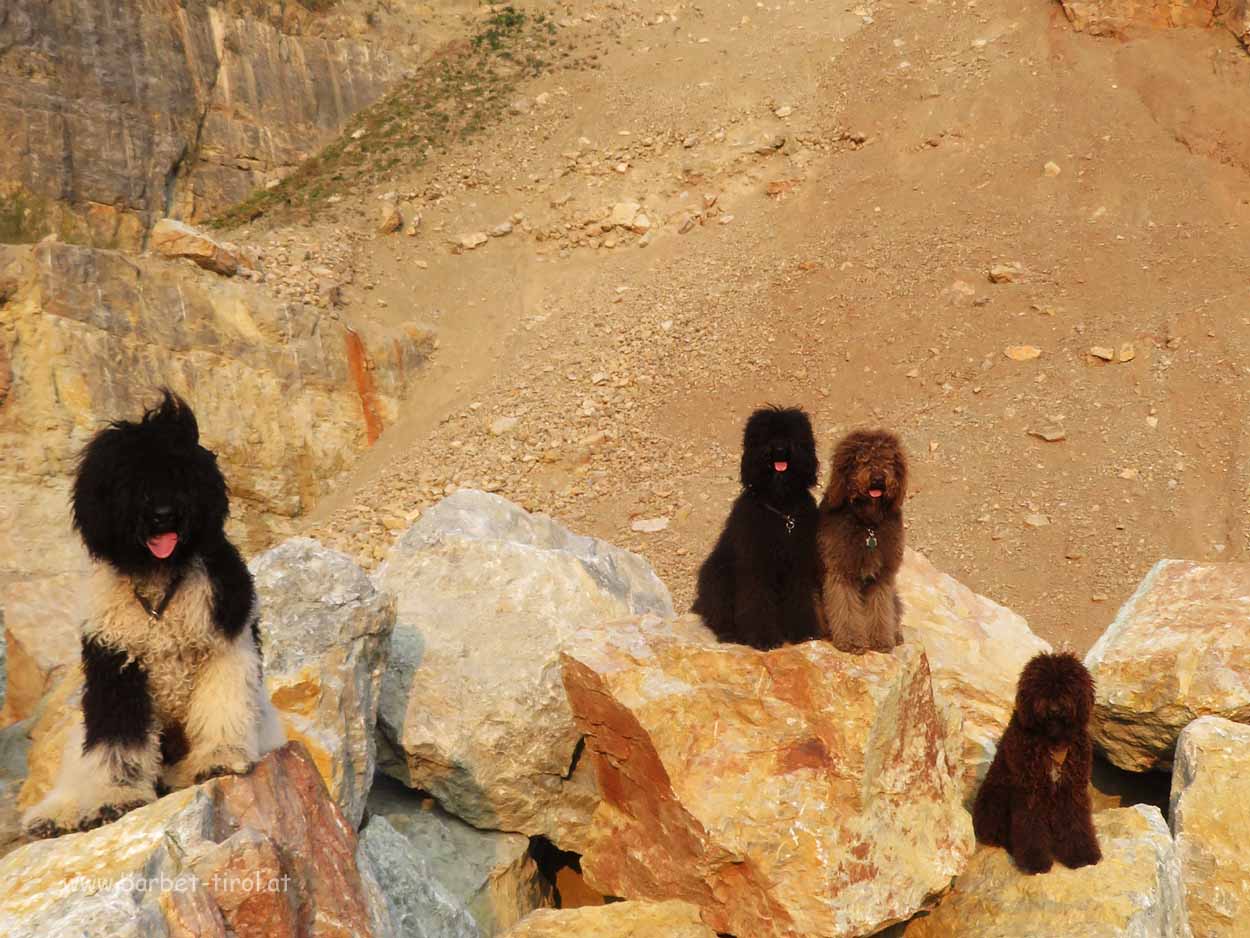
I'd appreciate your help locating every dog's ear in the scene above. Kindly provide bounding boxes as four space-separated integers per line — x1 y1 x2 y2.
1076 660 1096 725
144 390 200 447
891 439 909 502
71 429 126 560
821 450 850 510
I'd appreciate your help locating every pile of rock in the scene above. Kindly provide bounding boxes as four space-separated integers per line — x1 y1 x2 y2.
0 237 433 582
0 495 1246 937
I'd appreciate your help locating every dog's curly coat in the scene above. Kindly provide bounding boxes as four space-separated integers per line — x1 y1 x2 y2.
973 651 1102 874
816 429 908 654
692 406 825 650
23 392 285 838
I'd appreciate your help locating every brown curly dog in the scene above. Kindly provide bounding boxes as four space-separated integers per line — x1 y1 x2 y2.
816 429 908 654
972 651 1102 875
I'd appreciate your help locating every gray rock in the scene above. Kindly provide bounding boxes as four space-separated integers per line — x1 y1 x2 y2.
253 538 397 827
359 815 482 938
368 776 553 935
374 490 672 850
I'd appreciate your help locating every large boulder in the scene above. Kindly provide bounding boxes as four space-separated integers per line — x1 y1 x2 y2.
253 538 396 827
368 777 553 935
0 575 81 726
357 815 482 938
898 550 1050 802
561 614 973 938
0 241 432 580
374 490 673 849
1170 716 1250 938
0 744 388 938
502 900 718 938
1085 560 1250 772
896 806 1191 938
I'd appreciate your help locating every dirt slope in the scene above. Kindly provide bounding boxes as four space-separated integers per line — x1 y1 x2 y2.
227 0 1250 653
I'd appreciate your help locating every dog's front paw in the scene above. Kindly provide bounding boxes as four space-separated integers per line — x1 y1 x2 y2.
194 759 254 784
1059 843 1102 870
22 794 82 840
77 799 151 832
1015 848 1054 875
23 815 70 840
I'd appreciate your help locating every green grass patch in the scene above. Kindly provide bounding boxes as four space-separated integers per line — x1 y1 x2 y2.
208 5 558 230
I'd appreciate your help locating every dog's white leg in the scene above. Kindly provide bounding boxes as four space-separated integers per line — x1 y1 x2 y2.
164 631 269 789
23 723 160 837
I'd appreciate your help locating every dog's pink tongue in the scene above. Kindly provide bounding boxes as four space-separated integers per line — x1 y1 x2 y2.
869 488 883 498
147 533 178 559
774 461 788 472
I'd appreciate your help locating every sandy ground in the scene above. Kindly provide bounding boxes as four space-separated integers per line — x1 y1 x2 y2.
231 0 1250 654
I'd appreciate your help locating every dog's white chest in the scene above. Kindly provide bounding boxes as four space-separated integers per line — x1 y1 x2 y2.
87 562 224 723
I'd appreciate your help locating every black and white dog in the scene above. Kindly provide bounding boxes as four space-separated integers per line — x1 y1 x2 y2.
23 392 284 837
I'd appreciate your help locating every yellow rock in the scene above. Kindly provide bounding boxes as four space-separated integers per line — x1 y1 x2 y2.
1171 716 1250 938
1085 560 1250 771
562 615 972 938
898 806 1190 938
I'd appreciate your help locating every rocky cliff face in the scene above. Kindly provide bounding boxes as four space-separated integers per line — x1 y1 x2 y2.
0 0 420 247
0 240 432 580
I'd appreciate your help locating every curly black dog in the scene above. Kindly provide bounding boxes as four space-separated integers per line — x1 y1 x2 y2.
692 406 824 650
23 392 284 838
972 651 1102 874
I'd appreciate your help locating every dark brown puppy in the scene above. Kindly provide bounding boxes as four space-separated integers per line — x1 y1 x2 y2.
816 429 907 654
973 652 1101 875
692 406 824 650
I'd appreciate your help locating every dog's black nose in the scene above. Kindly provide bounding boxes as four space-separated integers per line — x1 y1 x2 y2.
870 474 886 489
152 505 176 526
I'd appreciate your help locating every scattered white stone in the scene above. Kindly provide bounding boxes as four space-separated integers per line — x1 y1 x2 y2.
490 416 519 436
630 516 670 533
1044 161 1062 176
458 232 488 251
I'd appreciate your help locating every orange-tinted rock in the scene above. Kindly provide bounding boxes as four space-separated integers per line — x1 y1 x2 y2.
1059 0 1220 36
150 219 244 275
0 744 387 938
561 615 973 938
